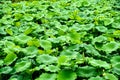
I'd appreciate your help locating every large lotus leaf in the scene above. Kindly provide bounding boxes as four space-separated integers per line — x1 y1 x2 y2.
0 66 13 74
14 61 31 73
83 24 94 31
88 76 103 80
112 22 120 29
113 63 120 75
102 42 119 53
40 40 52 50
104 73 118 80
35 73 57 80
24 27 33 35
0 60 3 66
14 34 32 44
89 59 110 69
104 18 114 26
111 56 120 65
77 66 97 78
68 30 81 44
4 41 15 47
0 27 7 35
5 28 13 35
57 70 77 80
4 53 17 65
36 54 57 65
92 35 107 44
44 65 60 72
58 55 68 66
84 44 100 56
22 46 38 58
23 14 33 21
60 50 78 57
95 26 108 32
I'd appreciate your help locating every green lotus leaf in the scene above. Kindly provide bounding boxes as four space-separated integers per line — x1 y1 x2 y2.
111 56 120 65
36 54 57 65
24 27 33 35
92 35 107 44
104 73 118 80
4 41 15 47
104 18 114 26
23 14 33 21
14 34 32 44
58 55 68 66
113 63 120 75
112 22 120 29
5 28 13 35
0 27 6 35
4 53 17 65
95 26 108 32
60 50 78 57
89 59 110 69
35 73 57 80
44 65 60 72
77 66 97 78
57 70 77 80
0 66 13 74
0 60 3 66
22 46 38 58
84 44 100 56
83 24 94 31
88 76 103 80
14 61 31 73
102 41 119 53
40 40 52 50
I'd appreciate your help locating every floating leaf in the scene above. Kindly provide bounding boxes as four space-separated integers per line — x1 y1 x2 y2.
113 63 120 75
92 35 107 44
5 28 13 35
40 40 52 50
35 73 57 80
89 59 110 69
111 56 120 65
0 66 12 74
36 54 57 65
102 41 119 53
104 73 118 80
95 26 108 32
14 34 32 44
22 46 38 58
77 66 97 78
24 27 33 35
57 70 77 80
88 76 104 80
4 53 17 65
112 22 120 29
14 61 31 73
104 18 114 26
24 14 33 21
44 65 59 72
84 44 100 56
0 60 3 67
